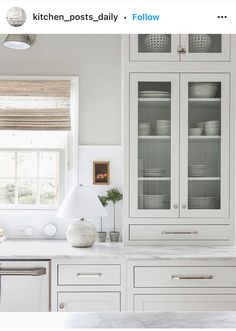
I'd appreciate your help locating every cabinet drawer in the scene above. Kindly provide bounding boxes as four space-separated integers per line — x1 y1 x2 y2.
58 264 120 286
58 292 120 312
134 294 236 312
134 266 236 288
129 225 230 241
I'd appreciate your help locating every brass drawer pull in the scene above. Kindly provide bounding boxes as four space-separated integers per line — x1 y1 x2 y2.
172 275 214 280
77 273 102 277
162 231 198 235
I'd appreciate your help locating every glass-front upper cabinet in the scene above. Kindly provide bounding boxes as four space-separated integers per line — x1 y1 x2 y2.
130 34 230 62
180 74 229 218
129 74 179 218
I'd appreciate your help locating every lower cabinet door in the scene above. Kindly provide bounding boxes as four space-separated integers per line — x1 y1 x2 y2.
58 292 120 312
134 294 236 312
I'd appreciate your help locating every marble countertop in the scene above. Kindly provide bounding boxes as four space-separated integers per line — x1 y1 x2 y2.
1 240 236 260
1 312 236 328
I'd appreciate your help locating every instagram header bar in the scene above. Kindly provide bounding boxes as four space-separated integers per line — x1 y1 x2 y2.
0 0 235 33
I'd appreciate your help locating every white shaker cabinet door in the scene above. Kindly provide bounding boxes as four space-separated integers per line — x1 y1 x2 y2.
180 34 230 62
134 294 236 312
58 292 121 312
180 73 230 218
129 73 180 218
129 35 180 61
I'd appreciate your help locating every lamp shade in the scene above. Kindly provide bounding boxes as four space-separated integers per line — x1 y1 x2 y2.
3 34 34 50
57 185 107 218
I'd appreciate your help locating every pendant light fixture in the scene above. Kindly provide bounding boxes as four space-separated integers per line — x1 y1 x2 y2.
3 34 35 50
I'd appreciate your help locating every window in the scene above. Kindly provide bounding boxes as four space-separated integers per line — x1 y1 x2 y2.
0 77 78 211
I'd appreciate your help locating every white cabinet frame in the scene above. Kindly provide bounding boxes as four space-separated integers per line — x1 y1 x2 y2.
180 73 230 218
129 73 180 218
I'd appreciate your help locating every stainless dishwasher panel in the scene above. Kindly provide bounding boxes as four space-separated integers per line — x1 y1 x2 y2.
0 260 50 312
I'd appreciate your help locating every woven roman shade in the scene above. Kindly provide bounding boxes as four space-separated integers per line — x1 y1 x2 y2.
0 79 71 130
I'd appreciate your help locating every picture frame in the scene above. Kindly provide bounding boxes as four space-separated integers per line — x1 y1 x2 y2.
93 161 110 185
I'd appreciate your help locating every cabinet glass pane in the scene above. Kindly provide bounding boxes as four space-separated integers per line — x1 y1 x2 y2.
188 81 221 210
189 34 222 53
138 34 171 53
138 81 171 210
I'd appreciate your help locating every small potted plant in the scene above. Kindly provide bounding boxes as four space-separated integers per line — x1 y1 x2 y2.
97 195 108 242
106 188 123 242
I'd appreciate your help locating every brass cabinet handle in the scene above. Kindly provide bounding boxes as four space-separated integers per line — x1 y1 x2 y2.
59 303 65 309
77 273 102 277
162 231 198 235
172 275 214 280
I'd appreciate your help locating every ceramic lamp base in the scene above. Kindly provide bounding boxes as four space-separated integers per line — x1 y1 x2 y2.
66 219 97 247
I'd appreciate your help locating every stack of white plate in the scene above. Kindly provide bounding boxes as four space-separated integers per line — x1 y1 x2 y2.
139 90 170 98
143 194 169 209
205 120 220 136
156 120 171 135
138 123 151 136
143 168 165 177
189 165 207 177
188 196 218 209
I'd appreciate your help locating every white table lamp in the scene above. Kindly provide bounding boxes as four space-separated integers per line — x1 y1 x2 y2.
57 185 107 247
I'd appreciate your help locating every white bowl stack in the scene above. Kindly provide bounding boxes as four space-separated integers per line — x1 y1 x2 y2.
143 168 165 177
197 122 205 134
143 194 169 209
189 128 202 136
189 165 207 177
188 196 218 209
139 123 151 136
156 120 171 136
189 82 218 98
205 120 220 136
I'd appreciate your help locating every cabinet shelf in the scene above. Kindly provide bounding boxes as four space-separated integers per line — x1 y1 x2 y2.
139 136 170 140
188 177 221 181
189 136 221 141
138 177 170 181
138 98 171 108
189 98 221 109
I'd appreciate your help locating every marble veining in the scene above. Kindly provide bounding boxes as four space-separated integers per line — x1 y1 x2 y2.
1 240 236 260
1 312 236 328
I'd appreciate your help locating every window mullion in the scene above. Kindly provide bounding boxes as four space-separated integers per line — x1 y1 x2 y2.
15 151 18 205
36 151 40 205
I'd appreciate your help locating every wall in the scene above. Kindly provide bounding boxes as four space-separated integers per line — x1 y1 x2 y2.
0 34 123 239
0 34 121 145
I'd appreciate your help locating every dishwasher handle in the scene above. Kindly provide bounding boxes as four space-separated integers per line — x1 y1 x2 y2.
0 268 46 276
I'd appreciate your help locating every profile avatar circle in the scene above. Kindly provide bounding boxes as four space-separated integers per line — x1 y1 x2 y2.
6 7 26 27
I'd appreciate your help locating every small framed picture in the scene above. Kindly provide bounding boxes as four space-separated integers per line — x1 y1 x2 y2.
93 161 110 185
